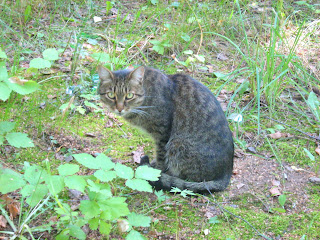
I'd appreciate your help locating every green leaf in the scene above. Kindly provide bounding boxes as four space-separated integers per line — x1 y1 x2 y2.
46 175 65 195
209 216 220 224
59 103 75 110
76 106 86 115
5 79 40 95
114 163 134 179
304 148 315 161
135 165 161 181
91 53 110 63
0 62 8 84
151 45 164 55
84 100 101 110
29 58 51 69
126 229 147 240
0 121 15 134
55 231 69 240
58 164 80 176
237 81 250 96
0 135 4 145
43 48 59 61
181 33 191 42
106 1 113 14
73 153 115 170
271 207 286 213
278 194 287 208
212 71 229 80
99 197 129 220
0 49 8 59
125 179 152 192
69 225 86 240
87 179 112 198
0 168 26 194
0 82 11 101
79 200 101 219
5 132 34 148
307 92 320 120
64 175 87 193
127 212 151 227
150 0 159 5
24 165 48 185
194 54 205 63
24 5 31 23
183 50 193 55
22 184 49 207
99 221 111 235
94 169 117 182
154 190 167 203
88 218 99 230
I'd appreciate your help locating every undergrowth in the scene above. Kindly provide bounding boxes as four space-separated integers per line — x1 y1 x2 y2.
0 0 319 239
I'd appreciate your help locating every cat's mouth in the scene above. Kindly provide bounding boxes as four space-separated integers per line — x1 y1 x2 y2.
114 110 129 116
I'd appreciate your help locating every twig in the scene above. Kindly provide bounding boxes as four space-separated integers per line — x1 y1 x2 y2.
127 35 153 63
96 33 126 47
264 116 320 142
204 183 273 240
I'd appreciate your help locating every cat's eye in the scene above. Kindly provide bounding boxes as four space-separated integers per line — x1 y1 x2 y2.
126 93 134 99
107 92 115 99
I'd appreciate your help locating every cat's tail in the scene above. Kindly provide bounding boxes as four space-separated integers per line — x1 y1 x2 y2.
140 156 231 193
150 172 231 193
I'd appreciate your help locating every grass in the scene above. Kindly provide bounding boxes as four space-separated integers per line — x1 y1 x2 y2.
1 0 320 239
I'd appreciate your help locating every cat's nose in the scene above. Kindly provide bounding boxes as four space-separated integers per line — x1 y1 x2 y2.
116 103 124 112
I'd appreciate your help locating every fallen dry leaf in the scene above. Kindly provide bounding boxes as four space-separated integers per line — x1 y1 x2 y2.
132 146 144 164
0 215 7 228
93 16 102 23
105 119 113 128
272 180 281 186
47 94 56 99
291 166 305 172
0 195 20 220
85 133 96 138
269 187 281 196
9 76 28 85
315 147 320 156
216 53 228 61
117 219 130 232
268 131 282 139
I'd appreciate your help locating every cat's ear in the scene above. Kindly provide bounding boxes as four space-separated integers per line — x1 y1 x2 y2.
98 65 113 81
129 66 145 84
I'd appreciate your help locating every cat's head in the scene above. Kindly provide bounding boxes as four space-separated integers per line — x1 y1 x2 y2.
98 66 145 116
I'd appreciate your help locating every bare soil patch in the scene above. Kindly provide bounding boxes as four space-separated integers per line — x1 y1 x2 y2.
230 153 316 213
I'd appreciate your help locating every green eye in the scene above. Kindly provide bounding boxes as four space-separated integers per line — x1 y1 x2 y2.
107 92 115 99
126 93 134 99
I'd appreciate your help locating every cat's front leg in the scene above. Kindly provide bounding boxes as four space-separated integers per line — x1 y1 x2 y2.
140 156 161 172
154 141 168 171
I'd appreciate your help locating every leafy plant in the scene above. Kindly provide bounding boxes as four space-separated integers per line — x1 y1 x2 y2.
0 49 40 101
0 121 34 148
271 194 287 213
170 187 196 198
0 153 161 239
306 91 320 123
149 38 172 55
29 48 60 69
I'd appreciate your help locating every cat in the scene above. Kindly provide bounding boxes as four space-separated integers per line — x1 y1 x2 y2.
98 66 234 193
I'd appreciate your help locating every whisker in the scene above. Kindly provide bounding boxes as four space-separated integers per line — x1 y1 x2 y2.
136 106 156 109
131 109 149 117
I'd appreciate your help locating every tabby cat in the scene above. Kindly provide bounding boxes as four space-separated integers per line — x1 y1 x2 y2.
98 66 234 193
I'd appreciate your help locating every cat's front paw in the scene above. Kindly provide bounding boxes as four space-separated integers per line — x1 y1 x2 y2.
140 155 150 166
